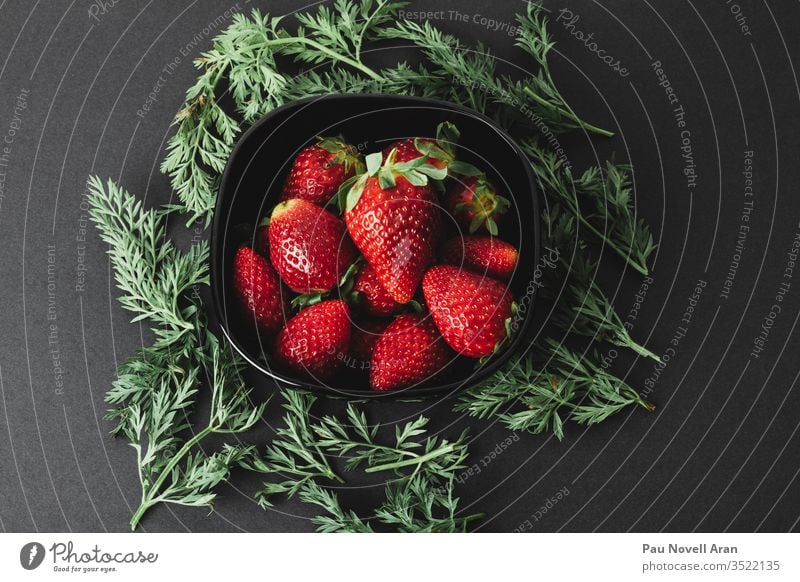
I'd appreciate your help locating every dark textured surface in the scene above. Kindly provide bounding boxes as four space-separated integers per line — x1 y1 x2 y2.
0 0 799 533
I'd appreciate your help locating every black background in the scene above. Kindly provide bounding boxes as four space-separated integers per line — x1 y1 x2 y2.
1 0 799 533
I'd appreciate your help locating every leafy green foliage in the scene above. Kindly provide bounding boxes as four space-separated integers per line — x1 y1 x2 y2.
161 1 411 224
524 141 656 276
127 335 264 528
87 176 264 530
161 1 611 225
540 204 659 361
86 177 207 348
574 161 658 272
514 2 614 137
379 12 612 138
457 142 658 432
456 340 654 440
244 392 481 532
88 0 662 534
124 328 265 531
240 390 342 503
548 249 660 361
284 0 406 66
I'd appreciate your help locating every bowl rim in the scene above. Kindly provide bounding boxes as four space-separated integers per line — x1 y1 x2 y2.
210 93 540 399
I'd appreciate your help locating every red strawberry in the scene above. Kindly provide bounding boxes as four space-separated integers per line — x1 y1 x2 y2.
441 235 519 281
344 150 444 304
384 138 446 169
422 265 514 358
445 175 510 236
274 300 351 380
383 123 480 174
233 247 287 333
269 199 357 294
353 263 402 317
349 318 390 364
370 314 454 391
280 137 363 206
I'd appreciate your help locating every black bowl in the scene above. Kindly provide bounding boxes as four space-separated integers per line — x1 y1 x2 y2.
210 94 540 399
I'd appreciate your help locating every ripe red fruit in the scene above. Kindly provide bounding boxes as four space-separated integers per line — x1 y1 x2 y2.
269 198 357 294
349 318 389 364
440 235 519 281
280 137 363 206
445 176 510 236
274 300 351 380
422 265 514 358
233 247 287 333
353 263 402 317
383 123 480 174
345 151 442 304
370 314 453 391
384 138 446 169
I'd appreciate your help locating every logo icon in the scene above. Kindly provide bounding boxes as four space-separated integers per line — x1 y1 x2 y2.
20 542 45 570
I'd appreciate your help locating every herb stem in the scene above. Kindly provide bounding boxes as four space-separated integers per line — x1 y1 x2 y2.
639 399 657 413
328 438 419 460
129 500 155 532
523 86 614 138
312 443 343 483
254 36 384 81
129 423 216 530
365 444 455 473
533 154 649 276
616 336 661 363
570 204 649 277
463 513 485 525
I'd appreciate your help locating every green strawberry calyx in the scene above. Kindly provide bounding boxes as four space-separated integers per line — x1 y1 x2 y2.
344 148 448 212
291 258 363 311
454 175 512 235
476 300 519 368
413 122 482 177
316 135 366 175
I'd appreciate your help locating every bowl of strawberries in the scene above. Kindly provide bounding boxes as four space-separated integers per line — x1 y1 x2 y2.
211 94 540 398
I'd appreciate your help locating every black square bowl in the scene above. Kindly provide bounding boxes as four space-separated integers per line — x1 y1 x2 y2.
210 94 540 399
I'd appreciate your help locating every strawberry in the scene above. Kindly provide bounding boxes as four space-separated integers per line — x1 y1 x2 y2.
280 137 363 206
422 265 514 358
274 300 351 380
440 235 519 281
349 318 389 364
353 263 402 317
269 198 357 294
344 150 445 304
233 247 287 333
445 175 510 236
384 138 446 169
370 314 454 391
383 122 481 175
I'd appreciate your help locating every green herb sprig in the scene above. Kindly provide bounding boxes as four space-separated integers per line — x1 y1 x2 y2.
125 335 265 530
380 2 613 137
87 177 206 437
244 392 481 532
161 0 410 224
525 141 656 277
87 178 265 530
514 3 614 137
86 177 207 350
456 340 654 440
162 1 610 225
541 204 660 361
